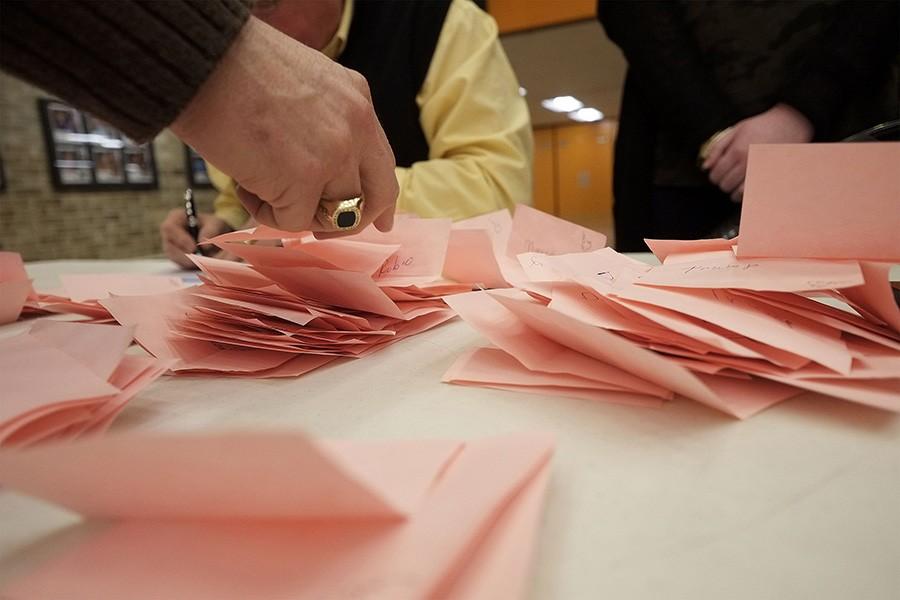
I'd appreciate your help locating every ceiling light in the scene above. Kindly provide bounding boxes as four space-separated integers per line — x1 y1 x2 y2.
541 95 583 113
568 107 604 123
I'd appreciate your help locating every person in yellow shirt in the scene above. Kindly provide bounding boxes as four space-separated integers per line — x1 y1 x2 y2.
161 0 532 268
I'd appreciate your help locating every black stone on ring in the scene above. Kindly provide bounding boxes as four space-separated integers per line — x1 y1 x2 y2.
317 197 364 231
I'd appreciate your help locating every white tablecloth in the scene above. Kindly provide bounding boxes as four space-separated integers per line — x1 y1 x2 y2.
1 259 898 599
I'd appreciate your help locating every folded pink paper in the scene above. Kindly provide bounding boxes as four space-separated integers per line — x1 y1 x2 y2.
0 321 168 446
0 279 31 324
644 237 738 263
442 204 898 417
634 254 864 292
507 204 607 257
59 273 185 302
445 346 664 407
0 431 554 600
101 217 464 378
737 143 900 261
0 251 34 324
840 261 900 333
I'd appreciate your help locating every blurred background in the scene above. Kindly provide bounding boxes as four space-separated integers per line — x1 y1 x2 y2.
0 0 622 260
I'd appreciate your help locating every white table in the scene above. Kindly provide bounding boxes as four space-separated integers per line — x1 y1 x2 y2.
2 259 899 600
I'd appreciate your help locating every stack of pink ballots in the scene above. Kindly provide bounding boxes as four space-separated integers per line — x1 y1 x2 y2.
444 241 900 418
100 216 473 377
93 207 604 378
0 321 171 447
444 144 900 418
0 430 554 599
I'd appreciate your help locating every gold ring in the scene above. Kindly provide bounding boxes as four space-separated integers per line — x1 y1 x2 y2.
316 196 364 231
698 126 734 166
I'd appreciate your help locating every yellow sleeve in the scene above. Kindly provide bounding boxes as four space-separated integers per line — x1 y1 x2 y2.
397 0 533 220
207 162 250 230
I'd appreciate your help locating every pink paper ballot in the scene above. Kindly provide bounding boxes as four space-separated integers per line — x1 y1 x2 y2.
644 237 738 263
0 251 30 284
59 273 185 302
0 279 31 324
635 255 864 292
738 143 900 260
0 322 168 446
0 251 34 324
444 228 509 288
101 217 458 377
507 204 607 257
0 431 554 600
0 432 460 520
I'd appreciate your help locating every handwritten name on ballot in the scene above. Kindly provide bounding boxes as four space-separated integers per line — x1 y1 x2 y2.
635 257 865 292
507 205 607 258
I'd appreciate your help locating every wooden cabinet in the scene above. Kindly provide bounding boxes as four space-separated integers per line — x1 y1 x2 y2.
531 121 616 236
489 0 596 34
532 127 557 215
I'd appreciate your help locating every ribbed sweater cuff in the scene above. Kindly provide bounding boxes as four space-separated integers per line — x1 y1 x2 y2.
0 0 252 141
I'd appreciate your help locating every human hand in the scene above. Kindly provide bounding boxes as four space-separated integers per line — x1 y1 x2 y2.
160 209 236 269
170 18 397 234
703 103 813 201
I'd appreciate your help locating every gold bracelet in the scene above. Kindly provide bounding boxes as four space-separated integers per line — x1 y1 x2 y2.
698 127 734 166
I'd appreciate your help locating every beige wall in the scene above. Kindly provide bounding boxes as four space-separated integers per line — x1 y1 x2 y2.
0 73 216 261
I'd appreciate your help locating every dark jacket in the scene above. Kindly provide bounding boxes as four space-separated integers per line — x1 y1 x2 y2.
598 0 899 250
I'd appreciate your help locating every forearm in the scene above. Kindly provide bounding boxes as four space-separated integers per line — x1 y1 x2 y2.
408 0 532 220
0 0 251 141
395 150 530 220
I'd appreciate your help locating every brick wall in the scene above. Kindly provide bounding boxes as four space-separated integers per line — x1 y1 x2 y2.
0 73 216 261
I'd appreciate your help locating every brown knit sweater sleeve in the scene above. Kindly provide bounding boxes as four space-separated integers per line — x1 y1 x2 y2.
0 0 252 141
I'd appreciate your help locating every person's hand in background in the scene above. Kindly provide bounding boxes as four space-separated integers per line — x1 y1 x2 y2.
170 18 398 235
160 209 237 269
703 103 814 201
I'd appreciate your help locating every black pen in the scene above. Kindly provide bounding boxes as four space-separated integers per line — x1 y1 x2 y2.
183 188 203 255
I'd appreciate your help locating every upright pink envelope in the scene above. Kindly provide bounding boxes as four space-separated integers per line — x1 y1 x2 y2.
737 143 900 260
0 431 554 600
0 280 31 324
444 228 509 288
0 251 34 324
0 251 30 284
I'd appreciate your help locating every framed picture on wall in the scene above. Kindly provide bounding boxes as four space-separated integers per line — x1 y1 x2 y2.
38 98 158 191
185 145 213 188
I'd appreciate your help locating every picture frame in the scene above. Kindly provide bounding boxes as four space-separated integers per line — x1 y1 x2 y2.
185 145 213 189
38 98 158 191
